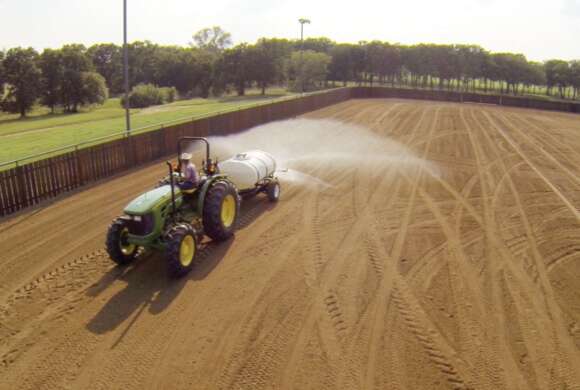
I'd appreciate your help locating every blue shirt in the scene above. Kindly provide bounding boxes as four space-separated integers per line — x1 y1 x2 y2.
181 162 200 185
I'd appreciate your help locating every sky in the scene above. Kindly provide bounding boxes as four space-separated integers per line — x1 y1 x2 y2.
1 0 579 61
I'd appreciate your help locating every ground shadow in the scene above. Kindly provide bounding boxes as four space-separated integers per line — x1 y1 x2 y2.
0 110 117 136
85 196 276 340
0 111 72 127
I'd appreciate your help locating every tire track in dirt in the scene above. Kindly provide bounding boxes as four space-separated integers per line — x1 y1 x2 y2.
322 102 438 388
278 103 435 389
469 107 577 388
120 190 317 390
453 107 518 389
0 186 310 389
359 106 441 390
3 100 580 390
479 109 580 388
0 164 167 301
505 112 580 181
399 161 492 390
483 111 580 221
84 191 316 390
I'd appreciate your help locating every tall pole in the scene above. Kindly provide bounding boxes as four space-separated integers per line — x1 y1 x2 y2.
123 0 131 135
298 18 310 94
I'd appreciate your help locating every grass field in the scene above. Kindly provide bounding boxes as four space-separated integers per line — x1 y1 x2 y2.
0 88 293 165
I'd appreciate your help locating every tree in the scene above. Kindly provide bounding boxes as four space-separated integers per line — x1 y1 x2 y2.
329 44 355 86
456 45 486 91
219 44 256 96
38 48 64 113
296 37 334 54
1 47 41 117
80 72 108 106
402 45 431 87
192 26 232 53
523 62 546 94
492 53 529 94
545 59 568 97
189 27 233 97
194 50 217 98
128 41 158 87
288 50 331 92
364 41 386 86
253 38 292 94
88 43 122 93
569 60 580 100
153 46 192 94
0 50 5 95
60 44 93 112
549 60 571 99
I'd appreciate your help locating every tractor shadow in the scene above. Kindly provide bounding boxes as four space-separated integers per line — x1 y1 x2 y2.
85 195 276 341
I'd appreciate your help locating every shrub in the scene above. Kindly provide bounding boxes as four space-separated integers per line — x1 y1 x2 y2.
80 72 109 106
160 86 177 103
121 83 178 108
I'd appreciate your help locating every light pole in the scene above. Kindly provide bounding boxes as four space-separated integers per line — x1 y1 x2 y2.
298 18 310 94
123 0 131 135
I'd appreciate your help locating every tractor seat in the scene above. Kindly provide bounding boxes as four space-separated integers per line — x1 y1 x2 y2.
181 188 197 195
178 181 198 195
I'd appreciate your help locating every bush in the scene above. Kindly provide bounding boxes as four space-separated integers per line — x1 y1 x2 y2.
160 86 177 103
121 83 178 108
80 72 109 106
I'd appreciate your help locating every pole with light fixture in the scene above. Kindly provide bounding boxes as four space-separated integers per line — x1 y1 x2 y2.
298 18 310 94
123 0 131 135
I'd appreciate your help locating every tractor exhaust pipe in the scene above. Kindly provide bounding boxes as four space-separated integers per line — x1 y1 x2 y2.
166 161 176 218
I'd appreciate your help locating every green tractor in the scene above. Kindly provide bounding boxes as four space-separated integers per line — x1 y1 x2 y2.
105 137 240 277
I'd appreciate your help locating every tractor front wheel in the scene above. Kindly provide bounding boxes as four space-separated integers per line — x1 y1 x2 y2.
166 225 197 278
106 219 139 266
203 181 239 242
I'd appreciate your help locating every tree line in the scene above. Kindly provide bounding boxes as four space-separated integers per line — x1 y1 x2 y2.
1 26 580 117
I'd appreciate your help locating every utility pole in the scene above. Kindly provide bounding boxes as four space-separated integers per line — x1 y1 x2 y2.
123 0 131 135
298 18 310 94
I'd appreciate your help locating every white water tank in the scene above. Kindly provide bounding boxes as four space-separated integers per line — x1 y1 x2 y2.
219 150 277 191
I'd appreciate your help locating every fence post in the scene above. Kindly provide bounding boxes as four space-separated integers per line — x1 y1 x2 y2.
14 162 29 210
74 145 84 187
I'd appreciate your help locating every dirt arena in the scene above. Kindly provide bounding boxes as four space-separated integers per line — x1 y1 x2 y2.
1 98 579 390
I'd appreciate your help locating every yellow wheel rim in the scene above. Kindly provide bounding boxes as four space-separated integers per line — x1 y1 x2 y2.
120 227 136 255
221 194 236 228
179 235 195 267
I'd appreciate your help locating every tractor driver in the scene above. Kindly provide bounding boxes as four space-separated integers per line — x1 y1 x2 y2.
178 153 200 191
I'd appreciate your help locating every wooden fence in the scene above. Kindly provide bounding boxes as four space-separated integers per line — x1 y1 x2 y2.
1 86 578 218
0 88 351 217
351 87 580 113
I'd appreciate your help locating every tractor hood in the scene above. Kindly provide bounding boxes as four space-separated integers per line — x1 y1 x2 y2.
124 185 179 215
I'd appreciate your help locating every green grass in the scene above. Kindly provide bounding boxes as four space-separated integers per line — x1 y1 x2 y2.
0 88 293 165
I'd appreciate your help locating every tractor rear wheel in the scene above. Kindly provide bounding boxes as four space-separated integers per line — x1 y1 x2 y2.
106 218 139 266
266 180 280 202
166 224 197 278
203 181 239 242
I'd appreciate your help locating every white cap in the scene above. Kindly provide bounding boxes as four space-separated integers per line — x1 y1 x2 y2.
180 152 192 160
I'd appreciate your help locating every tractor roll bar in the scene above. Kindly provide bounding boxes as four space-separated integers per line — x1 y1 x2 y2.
177 137 210 162
166 161 177 219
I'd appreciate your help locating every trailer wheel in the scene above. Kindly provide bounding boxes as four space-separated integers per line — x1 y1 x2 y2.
266 180 280 202
203 181 239 242
166 224 197 278
106 218 138 266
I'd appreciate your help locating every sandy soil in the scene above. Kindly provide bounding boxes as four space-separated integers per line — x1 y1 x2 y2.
0 99 579 390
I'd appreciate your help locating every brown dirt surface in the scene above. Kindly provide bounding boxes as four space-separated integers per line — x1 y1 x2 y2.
1 98 579 390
